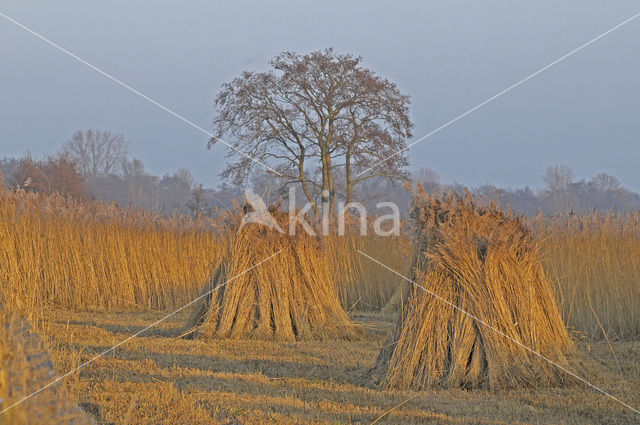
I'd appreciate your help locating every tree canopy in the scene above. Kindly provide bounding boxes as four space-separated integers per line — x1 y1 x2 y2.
210 48 413 213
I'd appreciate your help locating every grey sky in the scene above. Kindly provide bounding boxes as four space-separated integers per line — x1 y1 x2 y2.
1 1 639 191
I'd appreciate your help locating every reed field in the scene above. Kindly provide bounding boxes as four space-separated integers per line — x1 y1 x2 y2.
534 212 640 341
0 190 221 311
327 232 413 312
0 190 639 423
1 189 639 337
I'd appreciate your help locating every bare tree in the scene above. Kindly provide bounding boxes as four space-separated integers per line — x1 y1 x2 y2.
543 164 574 193
210 48 413 213
121 158 158 209
590 173 621 193
543 164 575 212
174 168 196 190
62 129 130 178
186 184 211 218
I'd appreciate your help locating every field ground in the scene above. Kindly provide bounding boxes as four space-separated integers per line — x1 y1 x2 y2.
37 309 639 425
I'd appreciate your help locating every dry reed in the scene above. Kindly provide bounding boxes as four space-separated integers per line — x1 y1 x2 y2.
532 212 640 341
2 184 637 343
0 189 220 311
183 210 361 341
327 232 412 311
372 190 574 390
0 303 93 424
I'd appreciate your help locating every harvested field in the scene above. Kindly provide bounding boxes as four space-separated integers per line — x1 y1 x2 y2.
1 192 639 424
29 308 640 425
0 309 94 425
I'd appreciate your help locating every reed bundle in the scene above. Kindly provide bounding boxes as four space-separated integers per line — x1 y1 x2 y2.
183 210 361 341
372 189 573 390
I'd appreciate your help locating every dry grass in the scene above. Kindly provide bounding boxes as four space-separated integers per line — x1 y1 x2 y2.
35 309 640 424
337 211 640 343
533 212 640 341
0 190 220 311
0 305 92 425
327 232 412 311
372 191 574 390
183 211 361 341
0 183 638 423
1 186 637 341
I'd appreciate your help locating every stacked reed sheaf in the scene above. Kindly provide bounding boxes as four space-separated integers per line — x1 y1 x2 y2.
0 305 94 425
183 210 361 341
372 189 574 390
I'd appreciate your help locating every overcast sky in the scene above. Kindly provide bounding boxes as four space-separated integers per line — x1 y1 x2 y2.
1 1 639 191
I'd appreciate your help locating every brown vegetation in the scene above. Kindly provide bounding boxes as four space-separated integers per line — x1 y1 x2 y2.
0 189 219 311
9 153 89 199
40 309 640 424
0 190 638 423
0 306 93 425
372 190 574 390
1 186 638 342
534 211 640 341
327 231 412 311
183 211 361 341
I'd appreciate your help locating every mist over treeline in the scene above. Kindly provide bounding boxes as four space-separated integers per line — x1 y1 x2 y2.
2 130 638 217
336 165 640 216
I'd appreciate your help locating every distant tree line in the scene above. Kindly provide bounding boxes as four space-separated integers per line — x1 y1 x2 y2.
4 50 636 219
472 164 640 215
2 129 638 218
336 165 640 216
225 164 640 216
0 129 219 217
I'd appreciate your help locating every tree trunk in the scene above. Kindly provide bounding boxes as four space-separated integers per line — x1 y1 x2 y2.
345 150 353 204
327 153 335 215
298 156 319 214
320 143 331 215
